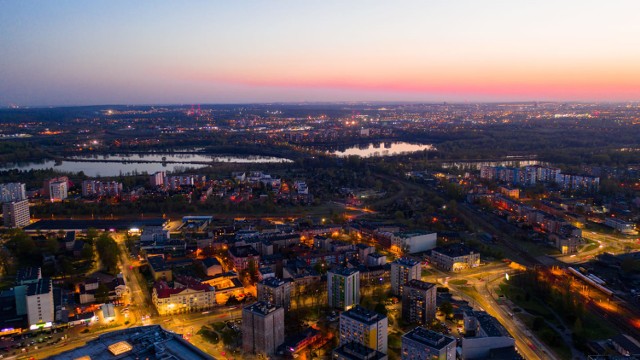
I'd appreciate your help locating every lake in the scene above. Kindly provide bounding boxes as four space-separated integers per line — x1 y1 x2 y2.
0 153 292 177
330 142 436 157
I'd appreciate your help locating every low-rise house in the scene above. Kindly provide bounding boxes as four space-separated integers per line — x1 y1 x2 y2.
428 244 480 272
152 276 215 315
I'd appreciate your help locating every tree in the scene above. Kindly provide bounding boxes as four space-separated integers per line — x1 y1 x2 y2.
60 257 74 277
440 301 453 319
95 233 120 274
374 303 388 316
46 236 60 254
95 283 110 303
85 228 98 243
11 229 36 260
0 247 13 275
81 243 95 260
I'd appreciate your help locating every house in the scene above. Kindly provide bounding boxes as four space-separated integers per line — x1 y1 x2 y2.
201 257 223 276
228 245 260 273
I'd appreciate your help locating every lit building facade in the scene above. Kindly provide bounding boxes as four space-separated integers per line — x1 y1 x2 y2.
328 267 360 310
340 305 388 354
3 199 30 228
390 258 420 296
401 280 437 325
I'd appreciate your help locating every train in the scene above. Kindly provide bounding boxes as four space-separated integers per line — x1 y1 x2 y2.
567 267 614 297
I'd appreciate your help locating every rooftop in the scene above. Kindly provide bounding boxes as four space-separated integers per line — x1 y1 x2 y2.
26 278 51 296
474 311 511 338
229 245 260 258
432 244 475 258
50 325 213 360
392 257 419 267
201 257 221 268
333 341 387 360
406 279 436 291
244 300 282 316
403 327 455 350
16 266 41 284
148 255 168 271
394 231 434 238
259 277 290 288
24 218 167 231
329 267 359 277
341 305 386 325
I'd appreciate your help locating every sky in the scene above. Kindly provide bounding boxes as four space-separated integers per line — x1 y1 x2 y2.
1 0 640 106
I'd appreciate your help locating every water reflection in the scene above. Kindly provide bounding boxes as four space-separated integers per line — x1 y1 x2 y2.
0 153 292 177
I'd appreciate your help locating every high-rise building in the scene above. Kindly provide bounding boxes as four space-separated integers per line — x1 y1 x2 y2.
48 179 68 202
43 176 69 198
401 280 437 325
3 199 30 228
242 301 285 355
0 182 26 203
26 278 54 327
401 327 456 360
390 258 420 296
150 171 166 187
328 267 360 310
257 277 292 311
81 180 123 197
339 305 388 354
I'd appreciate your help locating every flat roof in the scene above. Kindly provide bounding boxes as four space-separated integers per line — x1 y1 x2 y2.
403 327 455 350
432 244 475 258
392 257 419 267
244 301 282 316
259 277 290 288
341 305 386 325
329 267 359 277
333 341 387 360
406 279 436 291
24 218 167 231
26 278 51 296
50 325 213 360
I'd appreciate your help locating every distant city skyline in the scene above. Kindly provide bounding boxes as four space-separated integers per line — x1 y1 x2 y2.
2 1 640 106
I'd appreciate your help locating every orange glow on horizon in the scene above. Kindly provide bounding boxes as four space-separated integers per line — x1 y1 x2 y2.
183 65 640 100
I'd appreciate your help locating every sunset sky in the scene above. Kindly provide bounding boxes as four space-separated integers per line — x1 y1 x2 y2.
2 1 640 106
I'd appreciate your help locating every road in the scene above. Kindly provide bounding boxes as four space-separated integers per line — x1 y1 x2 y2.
423 263 558 360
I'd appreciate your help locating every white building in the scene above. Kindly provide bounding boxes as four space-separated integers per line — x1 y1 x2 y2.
81 180 123 197
3 199 30 228
328 267 360 310
429 244 480 272
26 278 54 328
461 311 516 360
294 181 309 195
49 180 68 202
340 305 388 354
401 327 455 360
367 253 387 267
605 217 637 235
390 258 421 296
391 232 437 254
150 171 165 187
0 182 26 203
